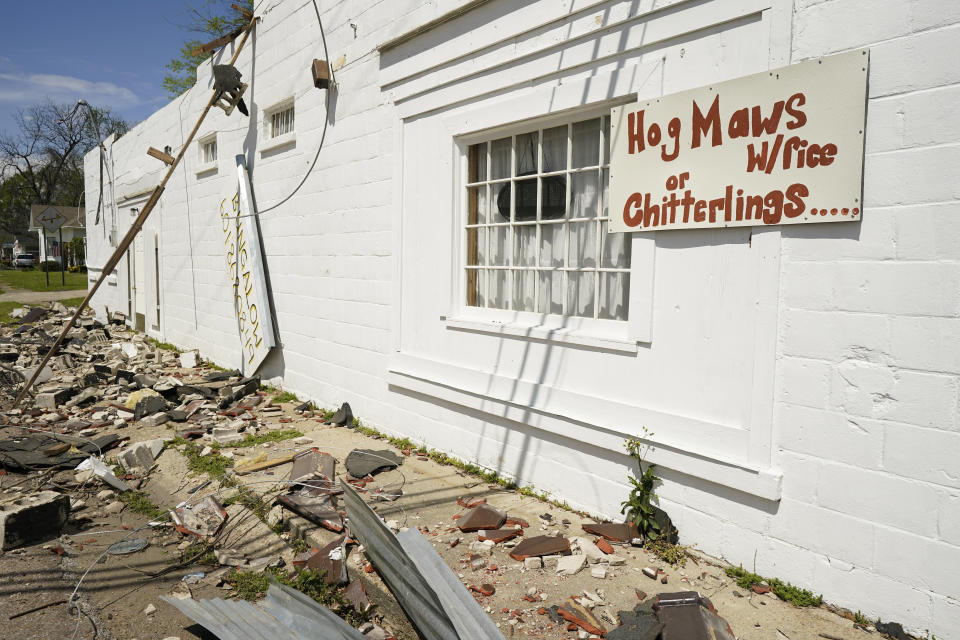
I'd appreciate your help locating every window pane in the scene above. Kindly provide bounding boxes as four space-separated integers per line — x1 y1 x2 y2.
538 271 563 315
468 142 487 182
516 132 538 175
601 168 609 218
542 125 566 172
513 270 535 312
570 172 599 219
599 272 630 320
601 220 631 268
513 178 538 221
567 271 595 318
467 186 489 225
568 221 597 268
513 225 536 267
494 182 512 221
490 225 509 266
602 116 611 164
489 269 508 309
466 227 485 266
539 223 563 267
467 269 484 307
572 118 601 168
491 137 511 180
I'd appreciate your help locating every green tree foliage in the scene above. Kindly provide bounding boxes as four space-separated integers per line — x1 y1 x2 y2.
163 0 254 98
0 101 127 234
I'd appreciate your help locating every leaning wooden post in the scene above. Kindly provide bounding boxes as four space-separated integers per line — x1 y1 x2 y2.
12 16 258 408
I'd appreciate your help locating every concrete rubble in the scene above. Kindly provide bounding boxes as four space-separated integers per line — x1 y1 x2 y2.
0 302 908 640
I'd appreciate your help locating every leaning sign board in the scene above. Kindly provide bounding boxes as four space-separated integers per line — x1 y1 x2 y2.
220 155 276 375
608 49 868 233
30 205 79 233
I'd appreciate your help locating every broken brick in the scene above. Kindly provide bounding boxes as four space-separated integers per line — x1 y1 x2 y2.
557 598 607 636
457 496 486 509
457 503 506 532
508 535 570 561
596 538 615 554
582 521 640 542
478 528 522 543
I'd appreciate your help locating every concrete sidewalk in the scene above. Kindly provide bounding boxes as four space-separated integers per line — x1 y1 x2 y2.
0 288 87 303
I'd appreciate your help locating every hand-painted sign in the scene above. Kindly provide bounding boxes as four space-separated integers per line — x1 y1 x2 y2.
221 156 276 374
608 49 868 233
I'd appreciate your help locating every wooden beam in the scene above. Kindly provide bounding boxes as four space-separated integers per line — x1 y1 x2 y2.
147 147 175 165
235 453 296 475
191 25 245 57
232 3 253 19
12 15 259 409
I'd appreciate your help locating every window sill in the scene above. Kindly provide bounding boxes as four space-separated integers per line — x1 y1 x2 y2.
444 311 639 354
259 131 296 154
195 162 217 176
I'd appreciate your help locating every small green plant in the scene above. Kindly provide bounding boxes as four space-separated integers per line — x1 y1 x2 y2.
621 429 661 541
724 565 823 607
227 567 370 626
646 534 687 567
216 429 303 449
854 610 868 624
171 438 236 482
145 337 179 352
119 490 166 519
271 391 298 403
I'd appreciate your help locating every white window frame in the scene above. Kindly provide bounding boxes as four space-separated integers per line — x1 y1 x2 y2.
450 105 643 352
261 98 296 153
197 133 218 174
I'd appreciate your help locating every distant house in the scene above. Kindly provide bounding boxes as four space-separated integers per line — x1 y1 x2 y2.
29 205 86 266
0 233 39 261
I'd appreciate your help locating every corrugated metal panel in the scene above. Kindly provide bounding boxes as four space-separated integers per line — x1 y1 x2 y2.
341 481 460 640
161 583 365 640
342 482 505 640
396 527 506 640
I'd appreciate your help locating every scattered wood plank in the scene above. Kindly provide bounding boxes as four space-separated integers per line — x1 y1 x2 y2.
191 26 246 57
147 147 175 165
235 453 296 475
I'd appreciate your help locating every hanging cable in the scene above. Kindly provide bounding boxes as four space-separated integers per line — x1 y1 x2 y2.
221 0 333 220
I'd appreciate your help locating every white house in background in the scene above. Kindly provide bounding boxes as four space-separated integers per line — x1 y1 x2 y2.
29 204 86 265
84 1 960 636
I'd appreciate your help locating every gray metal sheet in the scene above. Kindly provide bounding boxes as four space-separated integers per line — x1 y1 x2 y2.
341 481 462 640
397 527 506 640
161 583 365 640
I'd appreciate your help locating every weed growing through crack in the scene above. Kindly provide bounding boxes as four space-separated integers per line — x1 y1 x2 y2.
213 429 303 449
621 429 661 541
168 437 236 484
854 610 868 624
119 490 166 519
271 391 299 403
145 337 179 352
178 541 217 566
646 535 688 567
227 567 369 626
725 565 823 607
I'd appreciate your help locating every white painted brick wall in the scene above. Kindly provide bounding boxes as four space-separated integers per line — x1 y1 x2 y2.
81 0 960 636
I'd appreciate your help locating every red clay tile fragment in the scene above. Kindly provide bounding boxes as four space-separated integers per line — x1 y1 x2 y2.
522 595 538 602
508 535 571 561
478 528 523 543
751 584 771 594
582 521 640 542
457 503 507 532
558 598 607 636
505 517 529 528
457 496 487 509
596 538 615 554
635 589 648 601
537 607 548 615
344 579 371 613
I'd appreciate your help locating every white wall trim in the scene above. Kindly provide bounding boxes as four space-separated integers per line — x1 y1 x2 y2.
388 352 782 500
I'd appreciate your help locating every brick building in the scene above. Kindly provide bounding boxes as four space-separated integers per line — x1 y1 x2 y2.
84 1 960 635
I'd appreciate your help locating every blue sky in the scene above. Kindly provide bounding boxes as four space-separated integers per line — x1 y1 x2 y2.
0 2 200 136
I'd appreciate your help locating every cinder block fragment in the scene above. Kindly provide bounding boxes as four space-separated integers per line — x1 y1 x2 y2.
0 491 70 549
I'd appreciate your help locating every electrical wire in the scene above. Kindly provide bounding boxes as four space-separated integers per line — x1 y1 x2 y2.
220 0 334 220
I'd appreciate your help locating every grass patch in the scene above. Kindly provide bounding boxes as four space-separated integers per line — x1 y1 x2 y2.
60 296 85 307
271 391 299 403
169 437 236 483
214 429 303 449
725 565 823 607
227 567 369 626
0 301 27 324
119 490 166 519
646 535 688 567
0 269 87 292
146 337 179 352
178 540 218 566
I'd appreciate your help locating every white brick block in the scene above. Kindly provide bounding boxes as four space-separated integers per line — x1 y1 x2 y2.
932 593 960 640
781 210 896 261
832 360 958 429
883 423 960 488
780 309 890 364
816 463 942 537
867 85 960 154
778 357 833 409
864 145 960 208
889 315 960 374
777 404 883 469
868 24 960 98
769 499 875 567
895 202 960 261
776 451 821 504
938 491 960 546
811 560 933 637
873 526 960 600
